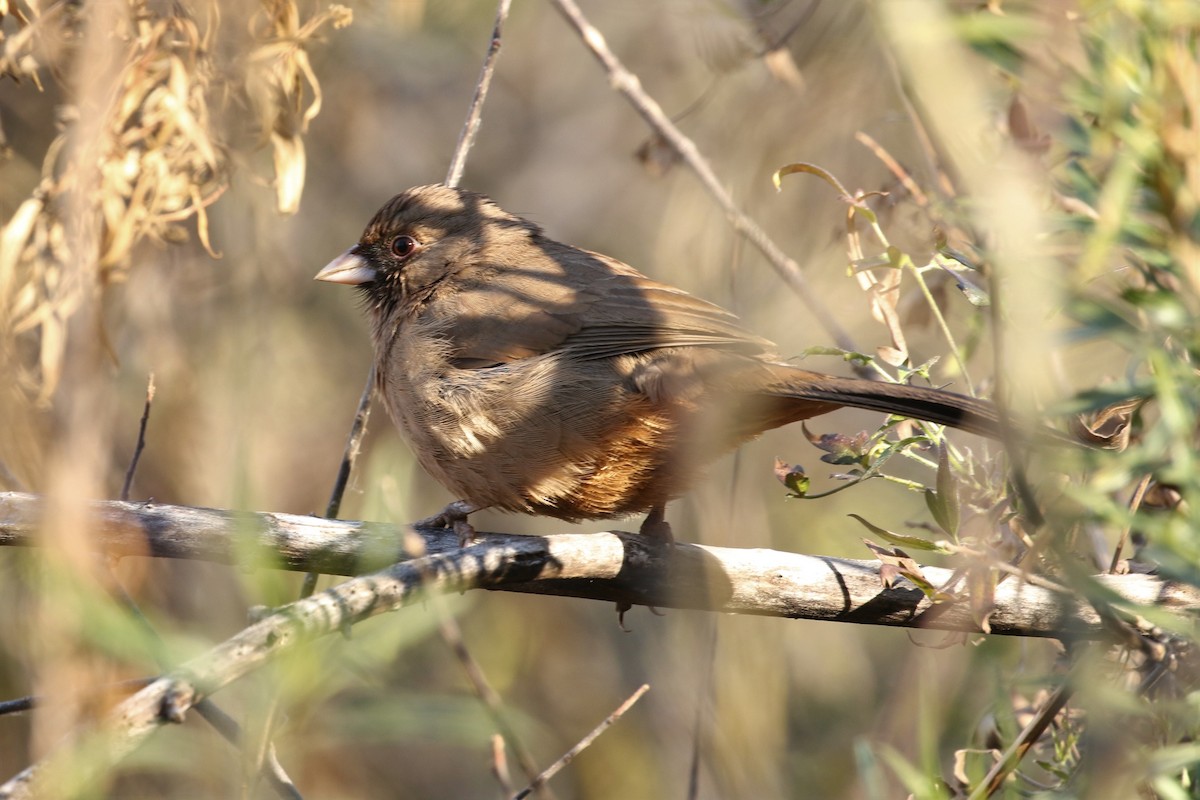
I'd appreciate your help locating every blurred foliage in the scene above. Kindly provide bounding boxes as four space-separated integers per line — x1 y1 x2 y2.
0 0 1198 798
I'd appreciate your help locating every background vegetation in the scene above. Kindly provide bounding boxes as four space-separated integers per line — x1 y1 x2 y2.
0 0 1197 797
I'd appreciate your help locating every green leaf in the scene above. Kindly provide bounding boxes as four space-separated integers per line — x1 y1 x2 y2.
925 446 961 537
848 514 949 553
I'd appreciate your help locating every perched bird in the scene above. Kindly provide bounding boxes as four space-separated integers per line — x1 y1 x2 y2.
316 184 1000 542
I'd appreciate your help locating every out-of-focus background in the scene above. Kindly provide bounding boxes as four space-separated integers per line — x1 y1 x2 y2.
2 0 1197 797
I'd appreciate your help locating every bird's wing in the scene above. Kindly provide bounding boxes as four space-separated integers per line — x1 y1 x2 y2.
439 245 775 368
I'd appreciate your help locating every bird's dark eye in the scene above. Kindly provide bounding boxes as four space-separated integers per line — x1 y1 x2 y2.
390 235 418 260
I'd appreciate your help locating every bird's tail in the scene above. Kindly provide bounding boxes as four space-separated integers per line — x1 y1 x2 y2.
754 364 1003 439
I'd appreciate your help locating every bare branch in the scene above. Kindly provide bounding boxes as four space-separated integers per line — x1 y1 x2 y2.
2 493 1195 638
445 0 514 189
2 489 1196 796
546 0 860 355
120 373 155 502
512 683 650 800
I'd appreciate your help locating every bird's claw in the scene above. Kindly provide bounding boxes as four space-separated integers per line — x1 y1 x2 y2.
414 500 480 547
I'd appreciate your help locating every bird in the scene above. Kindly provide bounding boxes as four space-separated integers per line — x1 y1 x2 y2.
315 184 1002 543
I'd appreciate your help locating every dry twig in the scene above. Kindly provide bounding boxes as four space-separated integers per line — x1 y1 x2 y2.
547 0 859 355
512 684 650 800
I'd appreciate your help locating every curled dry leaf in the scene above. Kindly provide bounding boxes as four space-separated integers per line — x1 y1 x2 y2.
953 749 1000 793
1143 481 1184 513
247 3 353 214
1071 396 1144 450
773 458 809 498
801 422 870 465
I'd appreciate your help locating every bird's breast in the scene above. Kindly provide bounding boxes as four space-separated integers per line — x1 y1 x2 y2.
375 336 703 519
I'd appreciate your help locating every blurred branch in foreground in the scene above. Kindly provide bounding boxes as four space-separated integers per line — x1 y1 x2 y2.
1 492 1194 638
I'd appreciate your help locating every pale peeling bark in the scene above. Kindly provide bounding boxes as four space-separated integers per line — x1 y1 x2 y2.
2 491 1195 637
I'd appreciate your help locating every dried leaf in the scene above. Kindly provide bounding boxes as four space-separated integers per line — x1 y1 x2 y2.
1142 481 1183 512
0 195 43 299
862 539 954 601
635 132 680 178
953 749 1000 789
802 423 869 465
1008 94 1051 154
876 345 908 366
773 458 809 497
774 162 878 222
1071 396 1144 450
762 47 804 89
271 131 306 214
966 564 996 634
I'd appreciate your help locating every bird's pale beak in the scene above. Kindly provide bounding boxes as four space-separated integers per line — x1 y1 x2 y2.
314 248 378 285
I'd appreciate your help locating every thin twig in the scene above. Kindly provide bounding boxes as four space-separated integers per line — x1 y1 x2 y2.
109 375 302 796
318 364 375 524
854 131 929 207
941 544 1073 596
547 0 860 357
196 702 302 800
491 734 514 797
398 523 554 798
445 0 514 189
1108 474 1151 574
686 619 718 800
875 28 958 200
436 6 548 796
969 682 1072 799
434 603 555 798
300 364 375 599
242 698 299 800
120 373 155 502
511 684 650 800
0 679 153 717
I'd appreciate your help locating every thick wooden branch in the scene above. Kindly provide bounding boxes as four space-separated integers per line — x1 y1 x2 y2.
2 492 1196 639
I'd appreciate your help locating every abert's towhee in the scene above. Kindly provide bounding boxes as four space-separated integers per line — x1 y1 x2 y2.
316 184 1001 542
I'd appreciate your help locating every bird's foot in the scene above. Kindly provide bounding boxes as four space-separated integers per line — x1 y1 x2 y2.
614 506 674 627
638 505 674 544
414 500 480 547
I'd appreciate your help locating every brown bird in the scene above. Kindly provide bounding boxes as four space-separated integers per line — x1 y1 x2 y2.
315 184 1001 542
